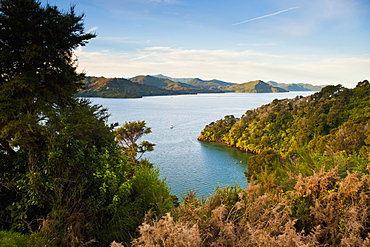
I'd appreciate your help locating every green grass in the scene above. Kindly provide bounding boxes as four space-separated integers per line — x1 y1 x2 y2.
0 231 55 247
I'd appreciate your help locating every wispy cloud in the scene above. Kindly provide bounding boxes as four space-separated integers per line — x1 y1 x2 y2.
86 26 99 33
74 46 369 87
232 6 300 26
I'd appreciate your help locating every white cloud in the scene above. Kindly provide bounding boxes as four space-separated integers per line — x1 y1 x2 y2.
74 46 370 87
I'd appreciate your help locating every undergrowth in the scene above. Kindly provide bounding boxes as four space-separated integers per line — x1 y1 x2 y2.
127 153 370 246
0 230 54 247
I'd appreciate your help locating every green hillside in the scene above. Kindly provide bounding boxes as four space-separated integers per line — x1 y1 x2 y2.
152 74 194 83
130 75 173 88
77 76 172 98
221 80 288 93
199 80 370 156
77 76 323 98
267 81 324 91
130 75 220 93
187 78 235 88
77 76 222 98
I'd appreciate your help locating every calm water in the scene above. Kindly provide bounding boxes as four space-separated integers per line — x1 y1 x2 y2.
89 92 313 198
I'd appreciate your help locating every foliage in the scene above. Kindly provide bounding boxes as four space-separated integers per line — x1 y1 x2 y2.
199 81 370 159
114 121 155 165
0 230 54 247
0 97 131 245
0 0 95 106
245 149 284 184
0 1 174 246
198 115 237 142
0 0 97 243
131 80 370 246
95 164 174 246
132 153 370 246
200 80 370 193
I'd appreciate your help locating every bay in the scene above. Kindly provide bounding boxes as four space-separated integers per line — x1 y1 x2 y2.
88 92 313 198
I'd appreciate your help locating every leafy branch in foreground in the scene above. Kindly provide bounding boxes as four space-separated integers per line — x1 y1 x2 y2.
114 120 155 165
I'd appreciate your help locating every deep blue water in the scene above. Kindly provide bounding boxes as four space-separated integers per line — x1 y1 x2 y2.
89 92 313 198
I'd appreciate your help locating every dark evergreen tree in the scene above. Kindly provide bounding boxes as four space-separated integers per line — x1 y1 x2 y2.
0 0 95 156
0 2 174 246
0 1 130 245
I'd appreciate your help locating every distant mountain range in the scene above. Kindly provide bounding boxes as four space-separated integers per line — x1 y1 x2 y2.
129 75 220 93
76 75 324 98
266 81 323 91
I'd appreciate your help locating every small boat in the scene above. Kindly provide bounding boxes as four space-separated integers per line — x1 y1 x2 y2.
170 125 174 129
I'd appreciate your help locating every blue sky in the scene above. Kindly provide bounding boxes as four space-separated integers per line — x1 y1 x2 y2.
39 0 370 87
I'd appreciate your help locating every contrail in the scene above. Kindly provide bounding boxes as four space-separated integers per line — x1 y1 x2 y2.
232 6 300 26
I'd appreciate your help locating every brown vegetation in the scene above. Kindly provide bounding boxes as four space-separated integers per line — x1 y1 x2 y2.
130 166 370 247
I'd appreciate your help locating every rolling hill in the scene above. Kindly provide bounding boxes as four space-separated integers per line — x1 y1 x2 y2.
77 76 322 98
77 76 223 98
186 78 235 88
130 75 222 93
266 81 324 91
130 75 174 88
152 74 194 84
221 80 288 93
77 77 172 98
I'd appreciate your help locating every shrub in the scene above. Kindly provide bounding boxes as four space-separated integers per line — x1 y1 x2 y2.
132 165 370 246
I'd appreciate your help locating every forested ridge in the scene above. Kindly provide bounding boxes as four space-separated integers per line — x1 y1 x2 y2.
198 81 370 157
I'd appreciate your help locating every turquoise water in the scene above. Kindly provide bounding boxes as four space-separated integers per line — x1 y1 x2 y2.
89 92 313 198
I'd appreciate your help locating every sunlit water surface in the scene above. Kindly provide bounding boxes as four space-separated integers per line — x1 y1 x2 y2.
89 92 313 198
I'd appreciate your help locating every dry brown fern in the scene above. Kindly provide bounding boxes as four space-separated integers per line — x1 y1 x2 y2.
129 167 370 246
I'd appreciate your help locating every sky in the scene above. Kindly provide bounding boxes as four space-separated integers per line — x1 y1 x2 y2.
39 0 370 88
